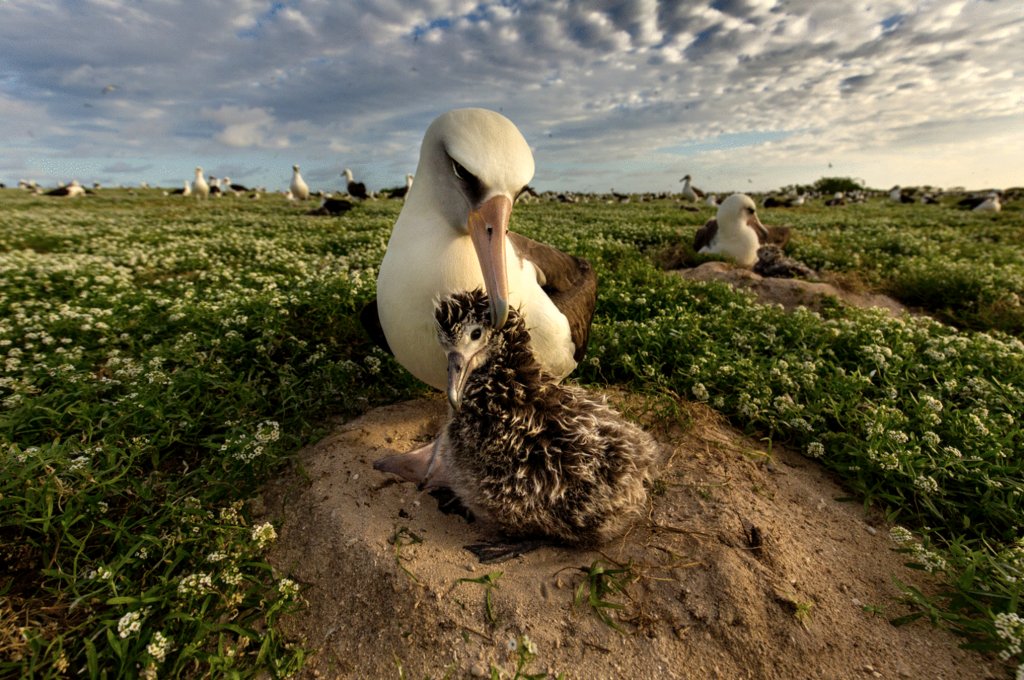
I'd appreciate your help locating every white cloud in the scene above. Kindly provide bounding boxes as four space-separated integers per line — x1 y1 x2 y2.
0 0 1021 190
200 106 290 149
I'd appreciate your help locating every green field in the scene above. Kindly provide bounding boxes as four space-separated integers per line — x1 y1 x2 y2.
1 189 1022 677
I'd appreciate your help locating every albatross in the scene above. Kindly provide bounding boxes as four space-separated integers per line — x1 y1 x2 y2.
680 174 704 202
693 193 768 268
366 107 597 392
193 168 209 199
290 165 310 200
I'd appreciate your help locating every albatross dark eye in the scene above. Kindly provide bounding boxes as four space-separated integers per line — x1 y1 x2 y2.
449 156 483 202
470 327 483 341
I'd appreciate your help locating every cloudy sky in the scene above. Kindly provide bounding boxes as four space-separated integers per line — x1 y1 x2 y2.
2 1 1022 193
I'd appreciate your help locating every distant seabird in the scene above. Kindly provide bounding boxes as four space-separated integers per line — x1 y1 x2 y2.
973 193 1002 213
366 108 597 392
693 193 768 268
705 194 718 207
44 180 85 198
825 192 846 207
170 180 192 196
193 168 210 199
343 168 369 200
308 196 354 216
374 289 657 556
290 165 310 200
222 177 250 194
384 173 414 200
680 174 704 202
889 185 915 204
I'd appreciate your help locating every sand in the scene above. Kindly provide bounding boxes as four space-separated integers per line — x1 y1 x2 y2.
258 394 1001 679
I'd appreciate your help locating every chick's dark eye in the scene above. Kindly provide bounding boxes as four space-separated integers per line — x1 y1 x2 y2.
452 160 468 180
470 327 482 341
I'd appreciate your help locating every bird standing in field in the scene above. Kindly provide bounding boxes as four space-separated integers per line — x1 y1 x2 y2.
343 168 369 199
290 164 310 200
693 193 769 268
365 108 596 393
680 174 704 202
374 289 658 555
384 173 414 200
192 167 209 200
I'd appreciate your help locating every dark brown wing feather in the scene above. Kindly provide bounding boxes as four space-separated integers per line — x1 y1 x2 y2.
763 225 791 247
359 300 392 355
693 218 718 252
508 232 597 363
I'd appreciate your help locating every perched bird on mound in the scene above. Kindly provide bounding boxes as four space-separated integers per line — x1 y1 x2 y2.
364 107 597 392
374 289 659 560
694 193 771 267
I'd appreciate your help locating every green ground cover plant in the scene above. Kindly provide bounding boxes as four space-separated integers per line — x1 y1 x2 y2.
1 189 1021 676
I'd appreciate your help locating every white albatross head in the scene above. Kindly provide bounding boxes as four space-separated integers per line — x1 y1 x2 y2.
718 193 765 235
405 108 535 328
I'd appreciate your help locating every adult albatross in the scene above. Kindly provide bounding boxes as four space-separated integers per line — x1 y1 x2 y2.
366 108 597 391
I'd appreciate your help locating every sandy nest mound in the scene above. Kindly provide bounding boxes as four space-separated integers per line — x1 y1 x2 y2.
673 262 908 316
259 395 1000 679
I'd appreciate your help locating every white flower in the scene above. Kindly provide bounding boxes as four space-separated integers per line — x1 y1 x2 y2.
806 442 825 458
177 572 213 597
146 631 172 662
914 475 938 495
251 522 277 549
278 577 300 599
994 612 1023 661
118 609 146 639
889 526 914 546
691 382 709 401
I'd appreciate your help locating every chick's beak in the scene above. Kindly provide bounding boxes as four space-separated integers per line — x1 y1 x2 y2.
446 350 469 410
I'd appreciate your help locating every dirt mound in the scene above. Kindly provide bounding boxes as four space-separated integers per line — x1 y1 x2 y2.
674 262 908 316
258 395 1000 679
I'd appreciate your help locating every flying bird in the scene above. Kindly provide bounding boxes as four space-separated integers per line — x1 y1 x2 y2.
374 290 657 560
290 165 310 200
342 168 369 199
693 193 769 268
365 107 597 392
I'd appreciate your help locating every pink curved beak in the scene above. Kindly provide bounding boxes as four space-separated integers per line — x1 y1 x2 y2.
467 195 512 328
